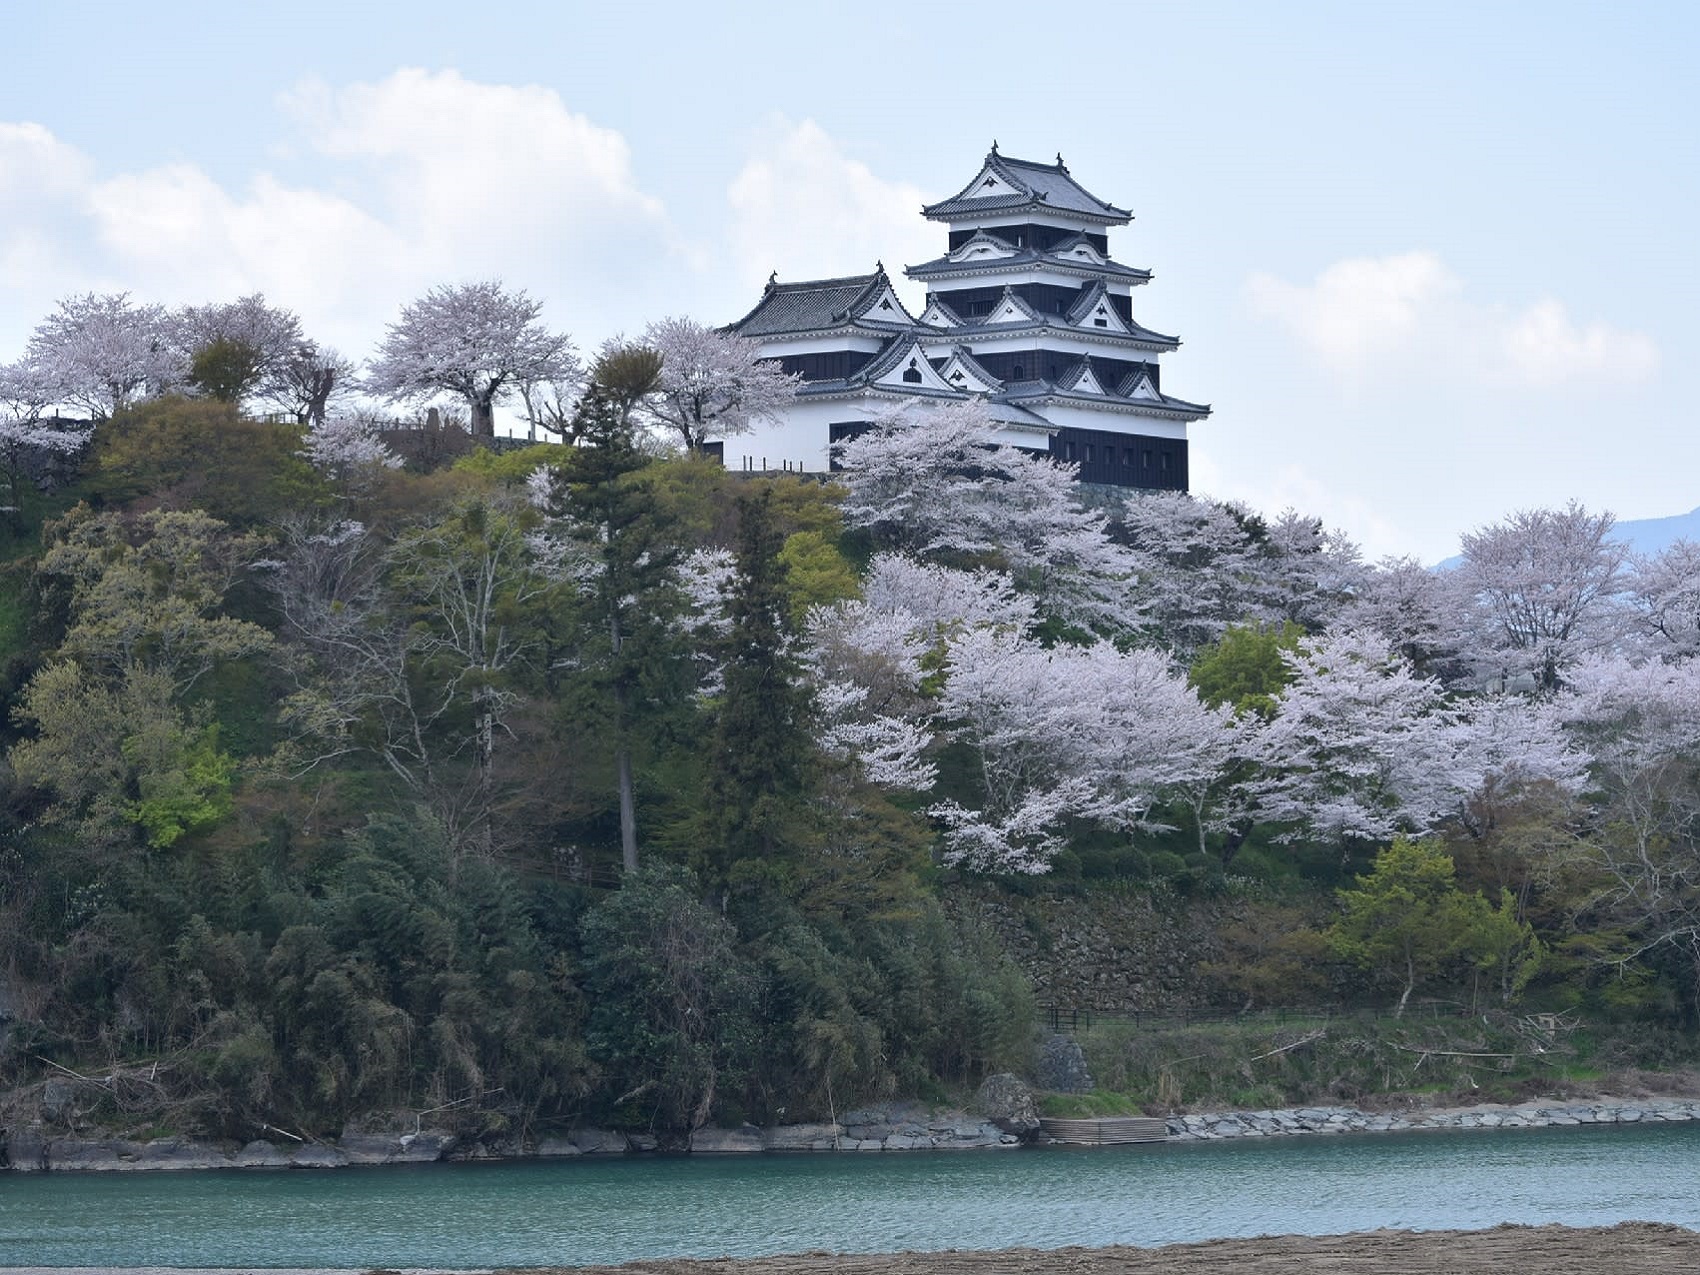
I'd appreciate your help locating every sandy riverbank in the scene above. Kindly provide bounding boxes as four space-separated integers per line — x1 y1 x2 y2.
514 1223 1700 1275
7 1222 1695 1275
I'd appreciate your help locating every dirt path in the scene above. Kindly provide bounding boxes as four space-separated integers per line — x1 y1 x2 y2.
504 1222 1700 1275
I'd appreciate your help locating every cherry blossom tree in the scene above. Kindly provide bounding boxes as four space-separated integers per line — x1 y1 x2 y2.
640 316 801 453
1630 539 1700 660
834 400 1145 632
367 281 576 437
1336 554 1473 680
302 416 402 495
1253 508 1363 632
1249 629 1459 843
1556 654 1700 1003
1458 502 1631 692
1115 491 1264 653
0 360 91 527
24 292 175 419
1442 693 1590 839
930 626 1234 873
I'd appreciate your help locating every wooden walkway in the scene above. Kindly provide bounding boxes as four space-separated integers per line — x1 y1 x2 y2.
1038 1116 1169 1145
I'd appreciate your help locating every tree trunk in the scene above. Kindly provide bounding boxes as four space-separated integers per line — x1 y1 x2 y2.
472 398 496 438
616 722 638 873
611 605 639 873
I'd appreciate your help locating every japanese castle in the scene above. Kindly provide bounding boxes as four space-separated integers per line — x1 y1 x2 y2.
724 145 1209 490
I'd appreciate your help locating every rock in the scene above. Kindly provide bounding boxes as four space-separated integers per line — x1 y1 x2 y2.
975 1073 1041 1139
690 1124 764 1153
569 1127 629 1155
235 1139 291 1168
1035 1033 1093 1094
41 1135 232 1171
884 1133 931 1150
39 1078 76 1123
338 1129 456 1165
534 1136 583 1158
762 1122 843 1151
289 1144 349 1169
626 1133 659 1153
5 1126 49 1171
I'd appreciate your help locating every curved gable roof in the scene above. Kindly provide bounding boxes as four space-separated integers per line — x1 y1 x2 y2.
923 149 1132 225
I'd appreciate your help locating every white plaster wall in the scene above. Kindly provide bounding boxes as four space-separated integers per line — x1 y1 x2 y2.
721 397 862 474
721 395 1054 475
752 335 887 358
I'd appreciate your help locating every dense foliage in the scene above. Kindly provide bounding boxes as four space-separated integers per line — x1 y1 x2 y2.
1 286 1697 1145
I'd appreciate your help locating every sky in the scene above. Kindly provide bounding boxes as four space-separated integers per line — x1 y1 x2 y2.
3 0 1695 563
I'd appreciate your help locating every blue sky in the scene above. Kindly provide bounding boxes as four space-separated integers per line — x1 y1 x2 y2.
4 0 1694 561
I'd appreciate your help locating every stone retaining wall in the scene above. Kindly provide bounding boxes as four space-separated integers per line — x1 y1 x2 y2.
1167 1098 1700 1141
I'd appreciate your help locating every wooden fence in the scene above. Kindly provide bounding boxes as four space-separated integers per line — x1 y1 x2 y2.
1038 1116 1169 1145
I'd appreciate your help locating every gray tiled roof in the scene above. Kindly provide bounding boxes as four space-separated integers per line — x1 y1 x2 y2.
906 246 1151 282
928 312 1181 350
727 270 890 336
923 151 1132 224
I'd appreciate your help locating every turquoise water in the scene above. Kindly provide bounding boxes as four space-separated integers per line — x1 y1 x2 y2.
2 1123 1698 1268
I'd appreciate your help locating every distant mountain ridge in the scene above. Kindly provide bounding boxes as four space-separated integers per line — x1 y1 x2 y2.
1434 505 1700 570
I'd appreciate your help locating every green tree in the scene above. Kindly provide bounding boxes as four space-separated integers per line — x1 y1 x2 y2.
698 488 816 888
10 507 268 850
1327 836 1540 1014
578 862 761 1131
1188 620 1305 720
12 662 234 850
92 396 324 526
186 337 266 404
535 363 686 872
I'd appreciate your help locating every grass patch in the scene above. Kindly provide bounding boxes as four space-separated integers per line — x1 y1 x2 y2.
1038 1090 1151 1117
1064 1013 1700 1111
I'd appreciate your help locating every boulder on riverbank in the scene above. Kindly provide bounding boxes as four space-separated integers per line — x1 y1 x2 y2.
975 1073 1041 1139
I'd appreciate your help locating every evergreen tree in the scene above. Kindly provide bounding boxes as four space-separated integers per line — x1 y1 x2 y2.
537 353 684 872
699 488 815 887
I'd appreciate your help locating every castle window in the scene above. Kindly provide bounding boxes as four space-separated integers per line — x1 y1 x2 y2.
902 359 923 384
1143 449 1153 467
1094 318 1107 328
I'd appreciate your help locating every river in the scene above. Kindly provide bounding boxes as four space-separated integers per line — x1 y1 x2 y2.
2 1122 1697 1268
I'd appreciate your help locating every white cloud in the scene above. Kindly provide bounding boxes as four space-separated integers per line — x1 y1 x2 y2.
726 118 937 310
1500 298 1660 387
0 70 679 363
1246 252 1459 367
1246 251 1658 389
282 68 666 255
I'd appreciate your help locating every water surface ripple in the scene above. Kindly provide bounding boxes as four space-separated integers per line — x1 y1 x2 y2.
2 1122 1697 1268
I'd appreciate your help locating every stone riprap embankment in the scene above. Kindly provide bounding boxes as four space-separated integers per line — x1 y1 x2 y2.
1166 1097 1700 1141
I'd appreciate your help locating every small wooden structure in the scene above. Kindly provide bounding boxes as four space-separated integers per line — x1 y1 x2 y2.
1039 1116 1168 1146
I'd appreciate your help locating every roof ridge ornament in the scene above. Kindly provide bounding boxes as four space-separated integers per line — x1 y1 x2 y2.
991 139 999 156
1056 151 1066 170
766 271 777 291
